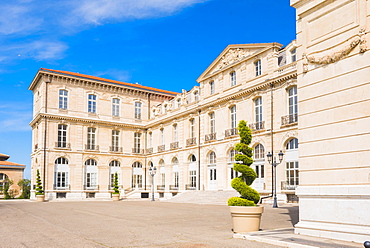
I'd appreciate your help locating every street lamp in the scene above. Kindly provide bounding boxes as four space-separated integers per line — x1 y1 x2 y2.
149 166 157 201
267 150 284 208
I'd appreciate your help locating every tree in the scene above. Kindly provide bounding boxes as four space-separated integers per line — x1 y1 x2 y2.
228 120 260 206
112 172 119 194
35 169 44 195
3 178 14 199
18 179 31 199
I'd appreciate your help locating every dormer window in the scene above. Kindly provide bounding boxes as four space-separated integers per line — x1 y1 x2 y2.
194 91 199 101
291 48 297 62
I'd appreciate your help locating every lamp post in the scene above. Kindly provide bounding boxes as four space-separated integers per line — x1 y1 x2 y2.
267 150 284 208
149 166 157 201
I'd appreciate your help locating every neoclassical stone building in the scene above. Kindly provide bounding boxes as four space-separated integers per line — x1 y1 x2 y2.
29 41 299 202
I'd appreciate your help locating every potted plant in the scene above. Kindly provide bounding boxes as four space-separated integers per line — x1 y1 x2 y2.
228 120 263 233
112 172 120 201
35 169 45 202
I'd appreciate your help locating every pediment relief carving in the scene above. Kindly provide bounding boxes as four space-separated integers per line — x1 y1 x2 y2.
212 48 252 73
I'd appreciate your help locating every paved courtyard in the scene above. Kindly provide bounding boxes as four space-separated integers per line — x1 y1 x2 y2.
0 200 298 248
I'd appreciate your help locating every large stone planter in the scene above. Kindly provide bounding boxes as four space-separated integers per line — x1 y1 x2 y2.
36 195 45 202
230 205 264 233
112 194 120 201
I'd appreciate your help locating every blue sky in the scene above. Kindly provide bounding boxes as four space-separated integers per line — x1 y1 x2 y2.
0 0 296 179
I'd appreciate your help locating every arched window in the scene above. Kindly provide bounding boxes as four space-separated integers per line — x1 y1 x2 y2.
0 173 8 188
209 151 216 165
254 144 265 159
132 161 142 168
190 154 196 162
85 159 97 166
286 138 298 150
55 157 69 189
109 160 120 167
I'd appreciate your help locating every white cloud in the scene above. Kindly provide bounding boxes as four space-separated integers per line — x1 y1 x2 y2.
0 40 68 61
67 0 209 25
96 69 132 82
0 103 32 132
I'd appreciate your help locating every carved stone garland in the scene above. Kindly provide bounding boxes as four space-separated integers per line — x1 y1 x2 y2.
303 28 367 72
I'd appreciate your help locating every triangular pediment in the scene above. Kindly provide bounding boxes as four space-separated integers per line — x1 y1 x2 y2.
197 43 282 82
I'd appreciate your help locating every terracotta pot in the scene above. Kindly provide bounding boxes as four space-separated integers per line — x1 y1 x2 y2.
36 195 45 202
112 194 120 201
229 205 264 233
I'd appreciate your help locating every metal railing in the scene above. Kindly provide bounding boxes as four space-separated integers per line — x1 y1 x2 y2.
53 184 70 190
186 138 196 147
185 184 196 190
169 185 179 191
85 144 99 151
157 185 165 190
55 142 71 149
225 128 238 138
158 145 165 153
170 141 179 150
281 113 298 126
205 133 216 142
132 148 144 154
249 121 265 131
84 185 99 190
109 146 123 153
281 181 298 190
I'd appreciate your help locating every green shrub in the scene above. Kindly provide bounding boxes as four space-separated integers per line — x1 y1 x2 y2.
18 179 31 199
112 172 119 194
3 179 13 199
228 120 260 206
35 170 44 195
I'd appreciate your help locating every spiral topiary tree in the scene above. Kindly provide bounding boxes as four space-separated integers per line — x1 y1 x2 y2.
35 169 44 195
112 172 119 194
228 120 260 206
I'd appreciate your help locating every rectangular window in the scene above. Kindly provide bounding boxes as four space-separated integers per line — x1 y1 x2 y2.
173 124 178 142
190 170 197 188
135 102 142 119
291 48 297 62
194 91 199 101
56 172 68 188
161 173 165 186
160 129 164 145
230 106 236 129
210 81 215 94
255 60 262 76
255 97 262 123
177 99 181 108
88 94 97 113
190 119 195 139
112 98 120 117
174 172 179 187
112 130 119 151
87 127 96 150
286 161 299 187
59 90 68 109
134 133 141 151
86 172 97 188
230 71 236 86
132 175 142 188
58 124 67 148
149 132 153 148
289 87 298 115
210 112 215 133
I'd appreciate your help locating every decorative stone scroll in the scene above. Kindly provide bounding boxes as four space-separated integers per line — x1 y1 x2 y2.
215 48 251 71
303 28 367 71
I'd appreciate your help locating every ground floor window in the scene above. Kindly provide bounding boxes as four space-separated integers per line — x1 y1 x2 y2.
56 172 68 188
255 164 264 179
190 170 196 188
132 175 142 188
173 172 179 187
210 168 216 181
286 161 299 189
86 172 97 189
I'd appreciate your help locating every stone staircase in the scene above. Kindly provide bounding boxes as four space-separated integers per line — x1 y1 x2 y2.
163 190 240 205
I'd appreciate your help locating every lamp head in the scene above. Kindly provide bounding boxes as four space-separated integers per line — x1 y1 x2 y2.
267 152 272 163
278 150 284 162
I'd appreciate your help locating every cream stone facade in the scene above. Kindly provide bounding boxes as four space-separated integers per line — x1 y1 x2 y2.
29 42 299 202
0 153 25 198
291 0 370 243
